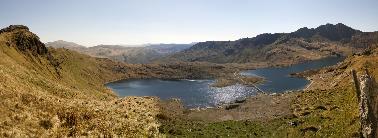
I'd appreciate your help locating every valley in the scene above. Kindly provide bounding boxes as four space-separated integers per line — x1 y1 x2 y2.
0 23 377 137
2 0 378 137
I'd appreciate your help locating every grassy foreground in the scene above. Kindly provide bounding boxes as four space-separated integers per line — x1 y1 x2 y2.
0 26 162 137
159 49 378 137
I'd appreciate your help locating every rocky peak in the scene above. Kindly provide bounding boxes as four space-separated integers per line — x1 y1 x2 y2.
289 23 361 41
0 25 61 75
292 27 315 38
314 23 361 41
1 25 48 55
1 25 54 62
0 25 29 34
13 29 48 55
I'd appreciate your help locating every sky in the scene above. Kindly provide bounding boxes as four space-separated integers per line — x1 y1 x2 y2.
0 0 377 46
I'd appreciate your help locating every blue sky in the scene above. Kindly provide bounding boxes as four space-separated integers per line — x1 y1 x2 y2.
1 0 377 46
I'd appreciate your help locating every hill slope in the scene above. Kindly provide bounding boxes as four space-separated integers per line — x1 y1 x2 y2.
0 25 162 137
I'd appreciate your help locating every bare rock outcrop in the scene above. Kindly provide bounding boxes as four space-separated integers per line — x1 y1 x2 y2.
352 69 377 138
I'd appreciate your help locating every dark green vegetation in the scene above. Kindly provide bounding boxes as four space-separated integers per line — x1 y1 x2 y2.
159 119 292 137
158 87 360 137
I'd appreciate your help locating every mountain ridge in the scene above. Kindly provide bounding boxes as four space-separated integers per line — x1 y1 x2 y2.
161 23 371 65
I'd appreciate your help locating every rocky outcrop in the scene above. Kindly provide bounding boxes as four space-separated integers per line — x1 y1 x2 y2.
313 23 361 41
0 25 29 33
1 25 48 56
352 69 377 138
12 30 48 55
1 25 60 75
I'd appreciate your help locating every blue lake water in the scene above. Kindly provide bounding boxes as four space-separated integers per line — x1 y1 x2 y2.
106 79 257 108
241 56 344 92
106 56 344 107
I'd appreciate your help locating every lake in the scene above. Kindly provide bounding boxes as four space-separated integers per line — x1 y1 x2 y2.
106 79 257 108
241 56 344 92
106 56 344 108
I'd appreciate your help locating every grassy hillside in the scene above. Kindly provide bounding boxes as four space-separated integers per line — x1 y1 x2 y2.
0 25 255 137
0 25 162 137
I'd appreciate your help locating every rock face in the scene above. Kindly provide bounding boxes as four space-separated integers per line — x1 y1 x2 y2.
1 25 48 55
0 25 60 75
0 25 29 33
12 30 48 55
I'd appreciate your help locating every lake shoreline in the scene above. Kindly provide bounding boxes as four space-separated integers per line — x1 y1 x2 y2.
106 55 345 109
240 56 345 93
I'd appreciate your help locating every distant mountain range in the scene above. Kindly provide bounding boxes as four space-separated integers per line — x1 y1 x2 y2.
46 41 194 64
160 23 377 66
47 23 378 66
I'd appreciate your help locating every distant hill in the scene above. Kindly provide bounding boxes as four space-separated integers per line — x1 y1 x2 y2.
162 23 374 66
147 43 195 54
46 40 86 49
46 41 194 64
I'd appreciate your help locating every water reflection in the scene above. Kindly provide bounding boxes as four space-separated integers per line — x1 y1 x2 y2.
106 79 257 108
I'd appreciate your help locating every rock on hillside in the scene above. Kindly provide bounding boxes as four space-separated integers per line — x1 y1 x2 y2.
1 25 48 55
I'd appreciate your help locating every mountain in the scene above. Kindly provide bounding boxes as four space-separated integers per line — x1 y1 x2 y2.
46 40 86 49
163 23 369 66
46 41 194 64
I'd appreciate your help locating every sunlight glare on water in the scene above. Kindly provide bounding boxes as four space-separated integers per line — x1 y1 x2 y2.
207 84 257 106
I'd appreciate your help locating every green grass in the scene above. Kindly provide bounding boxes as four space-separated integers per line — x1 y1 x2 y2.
159 86 360 137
